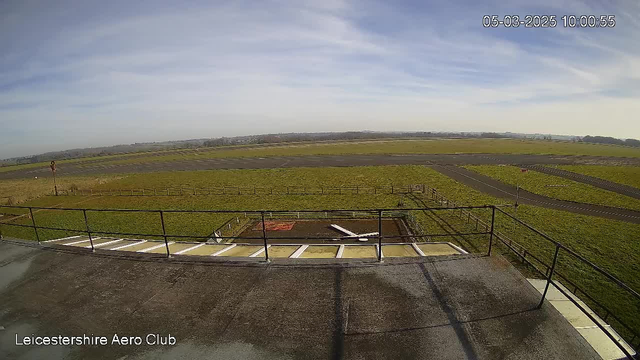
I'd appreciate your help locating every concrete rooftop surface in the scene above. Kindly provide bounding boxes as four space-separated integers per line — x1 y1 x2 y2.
0 240 600 360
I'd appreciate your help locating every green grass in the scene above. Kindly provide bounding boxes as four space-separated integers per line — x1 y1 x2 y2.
558 165 640 189
4 138 640 175
93 166 435 189
90 138 640 167
0 175 124 205
465 165 640 211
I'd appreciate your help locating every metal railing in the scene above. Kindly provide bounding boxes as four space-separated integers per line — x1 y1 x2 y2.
0 202 638 358
0 205 493 262
407 191 639 359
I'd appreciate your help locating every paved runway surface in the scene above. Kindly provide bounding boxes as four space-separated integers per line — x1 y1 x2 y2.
2 153 640 179
431 165 640 224
0 241 599 360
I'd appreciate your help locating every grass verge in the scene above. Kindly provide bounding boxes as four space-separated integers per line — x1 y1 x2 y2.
558 165 640 189
465 165 640 211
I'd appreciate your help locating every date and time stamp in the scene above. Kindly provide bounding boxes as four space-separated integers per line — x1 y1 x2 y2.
482 15 616 28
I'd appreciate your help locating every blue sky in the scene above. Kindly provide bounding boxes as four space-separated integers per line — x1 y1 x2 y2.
1 0 639 158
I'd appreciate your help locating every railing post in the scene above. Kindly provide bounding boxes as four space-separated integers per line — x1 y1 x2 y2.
29 207 41 245
160 211 170 258
377 210 383 262
261 211 270 262
538 244 560 309
488 206 496 256
82 209 94 252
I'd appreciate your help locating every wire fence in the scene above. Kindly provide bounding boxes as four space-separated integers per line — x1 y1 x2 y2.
50 184 430 197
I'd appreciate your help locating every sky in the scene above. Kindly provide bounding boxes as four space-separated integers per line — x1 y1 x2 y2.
1 0 639 158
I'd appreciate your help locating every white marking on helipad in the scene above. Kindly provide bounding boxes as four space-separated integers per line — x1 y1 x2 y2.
331 224 357 236
412 243 426 256
85 239 123 248
448 243 468 254
211 244 236 256
249 245 270 257
138 242 173 253
290 245 309 258
111 240 146 250
44 235 81 243
65 237 101 246
174 243 205 255
337 245 345 258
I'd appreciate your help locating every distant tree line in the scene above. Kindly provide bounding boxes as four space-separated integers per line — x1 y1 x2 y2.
580 135 640 148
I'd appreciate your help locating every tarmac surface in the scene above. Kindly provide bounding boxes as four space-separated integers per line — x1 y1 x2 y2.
431 165 640 224
2 153 640 179
0 240 600 360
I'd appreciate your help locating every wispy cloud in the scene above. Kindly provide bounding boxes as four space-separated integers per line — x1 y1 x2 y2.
0 0 638 157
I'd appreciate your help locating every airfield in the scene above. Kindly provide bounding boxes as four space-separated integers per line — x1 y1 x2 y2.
1 138 639 359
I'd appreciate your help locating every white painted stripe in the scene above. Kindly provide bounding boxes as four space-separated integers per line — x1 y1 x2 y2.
448 243 468 254
290 245 309 258
344 232 378 238
111 240 146 250
412 243 426 257
174 243 205 255
65 237 101 246
336 245 345 258
85 238 122 248
249 245 270 257
44 235 82 243
138 242 173 253
211 244 236 256
330 224 356 236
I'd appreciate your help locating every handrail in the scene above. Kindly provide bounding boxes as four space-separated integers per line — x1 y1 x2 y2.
0 201 637 357
495 206 640 302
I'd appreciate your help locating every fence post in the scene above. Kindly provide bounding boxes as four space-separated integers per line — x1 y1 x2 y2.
488 206 496 256
261 212 269 262
159 211 170 258
29 207 41 245
377 210 383 262
82 209 94 252
538 244 560 308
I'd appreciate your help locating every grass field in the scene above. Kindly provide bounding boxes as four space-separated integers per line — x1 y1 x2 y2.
4 138 640 175
1 164 638 341
558 165 640 189
87 138 640 167
0 175 123 204
464 165 640 211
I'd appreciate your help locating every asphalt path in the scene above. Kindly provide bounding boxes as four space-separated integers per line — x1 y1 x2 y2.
430 165 640 224
2 153 640 180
